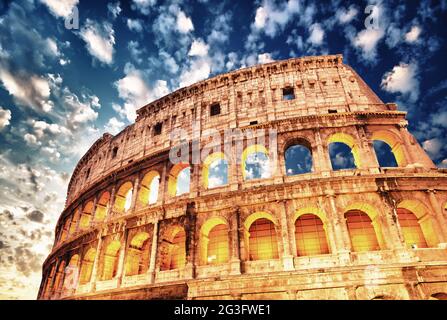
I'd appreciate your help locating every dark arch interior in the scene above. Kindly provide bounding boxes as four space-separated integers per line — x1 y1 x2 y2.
329 142 356 170
285 144 313 175
373 140 398 167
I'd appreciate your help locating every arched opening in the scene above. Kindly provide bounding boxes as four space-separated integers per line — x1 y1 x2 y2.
101 240 121 280
199 217 229 265
68 208 80 234
397 208 428 248
43 264 56 298
94 191 110 221
53 260 66 294
168 163 190 196
345 210 380 252
79 201 94 229
373 140 398 167
397 200 439 247
125 232 151 276
328 133 360 170
371 131 406 167
295 214 329 256
242 145 271 180
113 182 133 213
285 141 313 175
79 248 96 285
138 171 160 206
160 227 186 271
60 218 70 243
246 215 279 261
203 152 228 189
62 254 79 291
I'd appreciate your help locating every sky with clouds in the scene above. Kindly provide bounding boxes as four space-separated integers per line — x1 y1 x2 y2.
0 0 446 299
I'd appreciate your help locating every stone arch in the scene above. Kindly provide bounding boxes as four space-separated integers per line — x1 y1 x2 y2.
94 191 110 221
62 254 80 291
244 212 279 261
79 247 96 285
199 217 229 265
241 144 271 180
125 232 151 276
397 200 439 247
294 208 330 256
344 202 384 252
79 200 94 229
138 171 160 206
371 130 406 167
159 225 186 271
53 260 66 294
284 138 313 175
202 152 229 189
113 181 133 213
101 240 121 280
168 163 190 197
327 132 361 169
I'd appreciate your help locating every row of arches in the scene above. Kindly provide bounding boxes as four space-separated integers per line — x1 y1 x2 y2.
46 198 441 298
57 129 410 243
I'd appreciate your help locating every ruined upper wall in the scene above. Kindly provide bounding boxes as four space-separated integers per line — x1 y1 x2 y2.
65 54 390 206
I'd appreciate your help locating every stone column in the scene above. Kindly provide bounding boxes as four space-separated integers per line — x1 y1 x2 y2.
148 220 159 283
229 207 241 275
115 225 128 286
427 190 447 245
89 231 103 291
130 175 140 212
325 192 351 264
378 192 406 250
357 125 380 172
279 200 294 271
315 129 332 175
184 202 197 279
398 123 416 165
91 196 98 225
107 185 116 218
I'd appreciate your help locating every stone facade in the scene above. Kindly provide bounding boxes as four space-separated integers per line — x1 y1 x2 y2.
38 55 447 300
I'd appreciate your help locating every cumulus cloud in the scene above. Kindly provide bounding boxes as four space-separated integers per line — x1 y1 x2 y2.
336 5 358 24
0 107 11 130
308 23 325 46
423 138 443 157
188 39 209 57
179 58 211 88
258 53 274 64
79 19 115 65
104 117 125 135
176 10 194 33
252 0 301 37
26 210 44 223
352 28 385 62
127 19 144 32
131 0 157 15
114 66 169 122
40 0 78 18
381 62 419 102
405 25 422 43
108 1 122 19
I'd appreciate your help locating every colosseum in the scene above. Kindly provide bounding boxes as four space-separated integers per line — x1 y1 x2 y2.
38 54 447 300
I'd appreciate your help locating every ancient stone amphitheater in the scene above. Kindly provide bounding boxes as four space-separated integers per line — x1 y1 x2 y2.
38 54 447 300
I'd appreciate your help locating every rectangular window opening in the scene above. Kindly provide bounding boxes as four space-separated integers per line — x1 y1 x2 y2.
154 122 162 136
210 103 221 116
282 87 295 100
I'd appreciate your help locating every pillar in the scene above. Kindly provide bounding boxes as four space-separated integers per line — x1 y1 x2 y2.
107 185 116 218
279 200 294 271
89 232 103 291
325 192 351 254
130 175 140 212
229 207 241 275
148 220 159 283
378 192 406 250
315 129 332 175
184 202 197 279
116 226 128 286
427 190 447 245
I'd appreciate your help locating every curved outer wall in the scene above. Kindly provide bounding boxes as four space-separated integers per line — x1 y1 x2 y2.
38 55 447 300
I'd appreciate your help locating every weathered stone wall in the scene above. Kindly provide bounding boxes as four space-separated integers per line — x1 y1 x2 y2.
38 55 447 300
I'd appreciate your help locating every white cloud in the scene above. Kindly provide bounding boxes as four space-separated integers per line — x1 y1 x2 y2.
188 39 209 57
0 68 52 112
381 62 419 102
252 0 301 37
423 138 443 157
179 59 211 88
40 0 78 18
254 7 267 29
258 53 274 64
337 5 358 24
352 28 385 62
176 10 194 33
131 0 156 15
127 19 143 32
405 26 422 43
108 1 122 18
0 107 11 130
104 117 125 135
79 19 115 65
114 66 169 122
308 23 324 46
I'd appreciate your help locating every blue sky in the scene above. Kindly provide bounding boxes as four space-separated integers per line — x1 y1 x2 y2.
0 0 446 299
